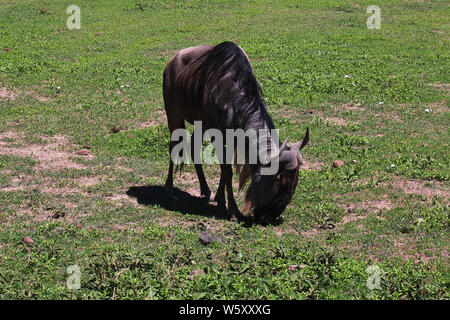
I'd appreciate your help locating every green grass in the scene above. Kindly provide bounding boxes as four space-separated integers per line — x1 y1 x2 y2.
0 0 449 299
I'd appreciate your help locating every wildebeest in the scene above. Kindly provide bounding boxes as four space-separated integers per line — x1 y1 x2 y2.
163 41 309 224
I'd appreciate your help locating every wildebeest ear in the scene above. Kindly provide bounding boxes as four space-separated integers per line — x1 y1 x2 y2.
290 146 303 166
279 150 297 170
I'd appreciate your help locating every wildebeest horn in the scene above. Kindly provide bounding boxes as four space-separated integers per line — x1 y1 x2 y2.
279 136 289 155
290 128 309 165
299 127 309 150
291 127 310 150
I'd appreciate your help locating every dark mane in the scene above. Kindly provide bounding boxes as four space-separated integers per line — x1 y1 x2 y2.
178 41 275 131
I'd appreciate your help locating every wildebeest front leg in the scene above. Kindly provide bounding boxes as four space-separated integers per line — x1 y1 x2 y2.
221 164 244 222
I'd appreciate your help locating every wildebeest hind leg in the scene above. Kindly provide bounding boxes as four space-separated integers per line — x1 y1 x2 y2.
188 131 212 200
164 119 185 200
221 164 244 222
213 174 226 209
196 164 212 200
212 145 226 209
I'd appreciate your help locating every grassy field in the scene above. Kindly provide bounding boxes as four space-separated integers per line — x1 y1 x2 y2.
0 0 448 299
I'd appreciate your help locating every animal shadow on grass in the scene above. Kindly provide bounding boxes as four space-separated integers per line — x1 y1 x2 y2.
126 185 279 226
126 185 230 221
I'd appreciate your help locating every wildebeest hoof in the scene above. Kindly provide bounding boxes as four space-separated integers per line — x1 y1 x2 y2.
229 210 244 222
200 190 211 200
200 193 211 202
212 198 226 210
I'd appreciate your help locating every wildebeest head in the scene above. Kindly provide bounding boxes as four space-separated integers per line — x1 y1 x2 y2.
244 128 310 225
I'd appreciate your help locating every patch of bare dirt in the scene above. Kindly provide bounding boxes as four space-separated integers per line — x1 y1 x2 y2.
427 82 450 93
41 185 84 195
385 178 449 202
393 237 426 262
0 87 19 100
1 168 95 195
137 119 164 128
338 196 394 227
335 103 366 112
272 226 300 237
375 111 403 123
269 105 314 123
179 171 226 198
325 117 347 126
340 233 448 265
0 132 100 201
23 89 51 102
32 94 51 102
77 176 100 187
180 171 201 196
340 211 368 226
154 215 196 229
425 100 448 114
301 160 324 171
112 223 127 231
358 198 394 211
106 193 139 206
9 203 78 224
185 186 201 197
0 133 93 170
1 179 85 195
0 87 51 102
0 130 21 144
432 30 445 35
136 108 166 128
402 0 425 3
391 237 449 265
111 222 144 233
